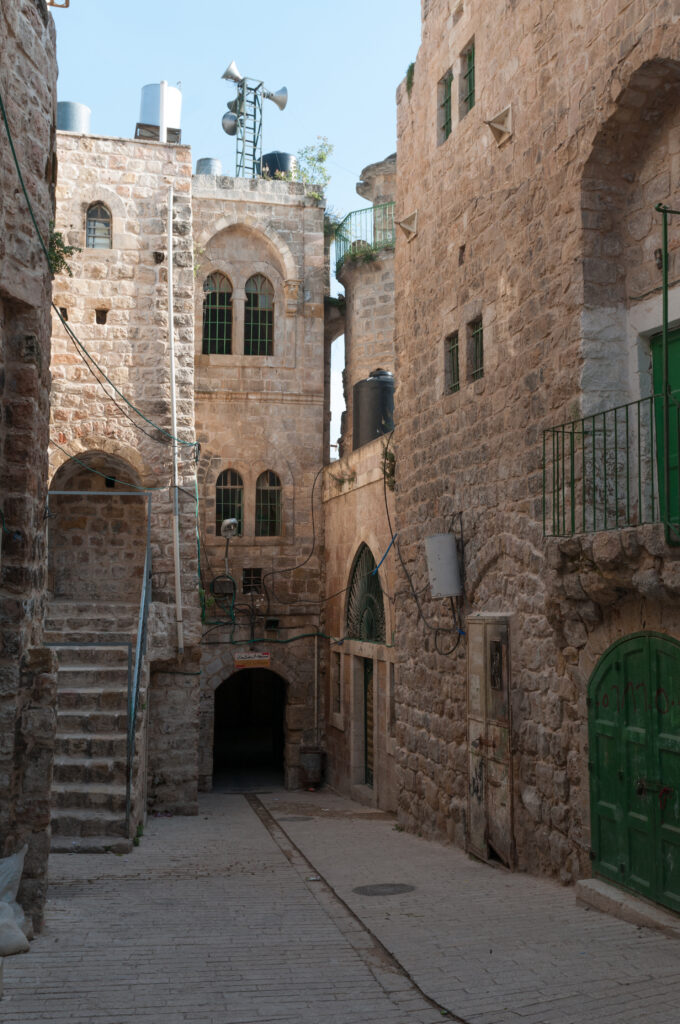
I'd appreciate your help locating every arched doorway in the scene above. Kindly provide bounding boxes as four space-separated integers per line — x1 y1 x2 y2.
48 451 147 602
589 632 680 913
213 669 286 791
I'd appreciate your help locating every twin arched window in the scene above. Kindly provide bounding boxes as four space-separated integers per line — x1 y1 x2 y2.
203 273 233 354
203 273 274 355
215 469 282 536
86 202 112 249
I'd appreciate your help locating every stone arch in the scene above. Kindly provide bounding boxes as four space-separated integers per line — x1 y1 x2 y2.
345 542 387 643
49 436 152 488
581 56 680 412
197 215 297 283
212 668 287 785
47 449 148 603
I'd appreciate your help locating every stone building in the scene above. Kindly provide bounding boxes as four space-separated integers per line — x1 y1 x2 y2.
392 0 680 912
0 0 57 931
323 157 398 810
48 126 202 848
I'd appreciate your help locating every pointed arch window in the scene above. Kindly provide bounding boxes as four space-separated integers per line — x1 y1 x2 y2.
202 273 233 354
245 274 274 356
255 470 282 536
346 544 386 642
85 202 112 249
216 469 243 536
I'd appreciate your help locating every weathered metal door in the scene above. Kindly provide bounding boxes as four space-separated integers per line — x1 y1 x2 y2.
589 633 680 913
651 328 680 527
364 658 374 787
467 617 514 867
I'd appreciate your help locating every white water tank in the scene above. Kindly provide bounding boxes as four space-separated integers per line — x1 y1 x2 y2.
139 84 182 131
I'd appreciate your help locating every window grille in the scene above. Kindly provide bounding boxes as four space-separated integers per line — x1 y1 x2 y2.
439 70 453 143
245 274 274 356
86 203 112 249
469 317 484 381
202 273 233 354
243 567 263 595
461 42 475 115
445 332 460 393
346 544 386 643
255 470 282 536
215 469 243 536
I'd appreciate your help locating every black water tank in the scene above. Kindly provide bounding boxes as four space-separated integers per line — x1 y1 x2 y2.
260 151 297 178
352 369 395 451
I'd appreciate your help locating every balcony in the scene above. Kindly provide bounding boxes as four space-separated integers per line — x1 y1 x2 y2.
334 203 396 274
543 393 680 543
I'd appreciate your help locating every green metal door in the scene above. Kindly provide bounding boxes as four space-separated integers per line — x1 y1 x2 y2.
651 328 680 528
364 658 374 788
589 633 680 913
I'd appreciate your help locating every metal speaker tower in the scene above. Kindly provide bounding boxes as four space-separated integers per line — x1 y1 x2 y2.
221 62 288 178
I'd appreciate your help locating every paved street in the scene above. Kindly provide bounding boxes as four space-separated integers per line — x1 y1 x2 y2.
4 788 680 1024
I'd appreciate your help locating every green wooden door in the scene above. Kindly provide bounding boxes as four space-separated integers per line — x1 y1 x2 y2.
589 633 680 913
651 328 680 528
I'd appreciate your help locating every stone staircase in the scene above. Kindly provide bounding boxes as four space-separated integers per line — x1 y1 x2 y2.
45 601 144 854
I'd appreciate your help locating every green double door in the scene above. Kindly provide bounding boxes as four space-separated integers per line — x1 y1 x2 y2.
589 633 680 913
651 328 680 529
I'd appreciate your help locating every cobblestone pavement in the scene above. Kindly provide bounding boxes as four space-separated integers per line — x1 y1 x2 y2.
3 793 447 1024
261 790 680 1024
5 788 680 1024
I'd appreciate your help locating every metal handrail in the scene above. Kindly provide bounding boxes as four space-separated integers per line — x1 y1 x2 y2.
335 202 396 273
543 392 680 537
126 496 153 829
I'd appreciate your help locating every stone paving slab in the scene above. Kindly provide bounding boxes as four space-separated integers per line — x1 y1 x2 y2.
260 789 680 1024
4 794 445 1024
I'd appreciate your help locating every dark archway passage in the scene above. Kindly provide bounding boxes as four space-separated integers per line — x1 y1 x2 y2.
212 669 286 791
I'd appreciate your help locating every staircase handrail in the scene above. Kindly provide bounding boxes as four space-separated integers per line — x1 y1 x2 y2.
126 494 153 830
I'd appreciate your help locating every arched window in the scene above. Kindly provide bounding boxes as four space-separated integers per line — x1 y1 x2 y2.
85 202 112 249
255 470 282 536
244 274 274 356
202 273 233 355
216 469 243 536
346 544 386 642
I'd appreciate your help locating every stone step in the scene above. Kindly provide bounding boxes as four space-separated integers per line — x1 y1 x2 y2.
56 709 128 734
50 834 133 855
50 808 128 839
57 687 128 713
56 732 127 759
45 602 138 627
56 666 130 689
53 756 126 786
51 645 132 668
52 782 127 814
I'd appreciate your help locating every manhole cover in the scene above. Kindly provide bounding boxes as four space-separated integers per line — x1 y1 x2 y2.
352 883 415 896
277 816 311 822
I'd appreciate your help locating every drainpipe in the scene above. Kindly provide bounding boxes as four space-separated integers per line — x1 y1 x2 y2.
314 633 319 747
159 80 168 144
168 185 184 654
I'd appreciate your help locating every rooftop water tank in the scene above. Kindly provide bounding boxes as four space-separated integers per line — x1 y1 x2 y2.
57 102 91 134
135 83 182 143
260 151 297 178
196 158 222 175
352 368 395 451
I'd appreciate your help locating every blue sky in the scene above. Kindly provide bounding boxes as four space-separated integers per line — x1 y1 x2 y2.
52 0 420 448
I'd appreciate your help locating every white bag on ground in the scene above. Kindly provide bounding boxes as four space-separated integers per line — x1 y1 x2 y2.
0 845 32 944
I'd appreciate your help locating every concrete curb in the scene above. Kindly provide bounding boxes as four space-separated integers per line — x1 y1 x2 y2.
576 878 680 939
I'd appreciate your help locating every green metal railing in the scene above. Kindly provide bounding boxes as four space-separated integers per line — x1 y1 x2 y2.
335 203 396 274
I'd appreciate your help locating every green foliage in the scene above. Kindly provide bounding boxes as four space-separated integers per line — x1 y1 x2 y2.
133 822 144 847
325 293 346 314
406 62 415 97
48 223 79 278
286 136 333 201
344 242 378 266
382 441 396 491
324 207 343 239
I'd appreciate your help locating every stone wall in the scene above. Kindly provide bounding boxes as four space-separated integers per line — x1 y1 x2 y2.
0 0 57 931
50 131 202 813
192 174 326 790
394 0 680 881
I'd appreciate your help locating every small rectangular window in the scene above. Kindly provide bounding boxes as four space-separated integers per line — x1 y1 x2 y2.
438 70 453 143
445 332 460 394
243 568 263 595
95 309 108 325
460 41 475 117
469 317 483 381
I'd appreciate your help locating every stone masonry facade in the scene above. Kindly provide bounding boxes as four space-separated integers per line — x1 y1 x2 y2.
394 0 680 884
0 0 58 931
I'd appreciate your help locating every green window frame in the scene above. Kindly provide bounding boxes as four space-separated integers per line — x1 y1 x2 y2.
216 468 243 536
242 567 263 595
445 331 460 393
86 202 112 249
461 42 475 116
469 317 483 381
439 70 453 143
202 273 233 355
346 543 386 643
255 470 282 537
245 274 274 356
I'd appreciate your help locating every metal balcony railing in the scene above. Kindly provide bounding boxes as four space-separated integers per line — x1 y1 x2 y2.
334 203 396 273
542 394 680 538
